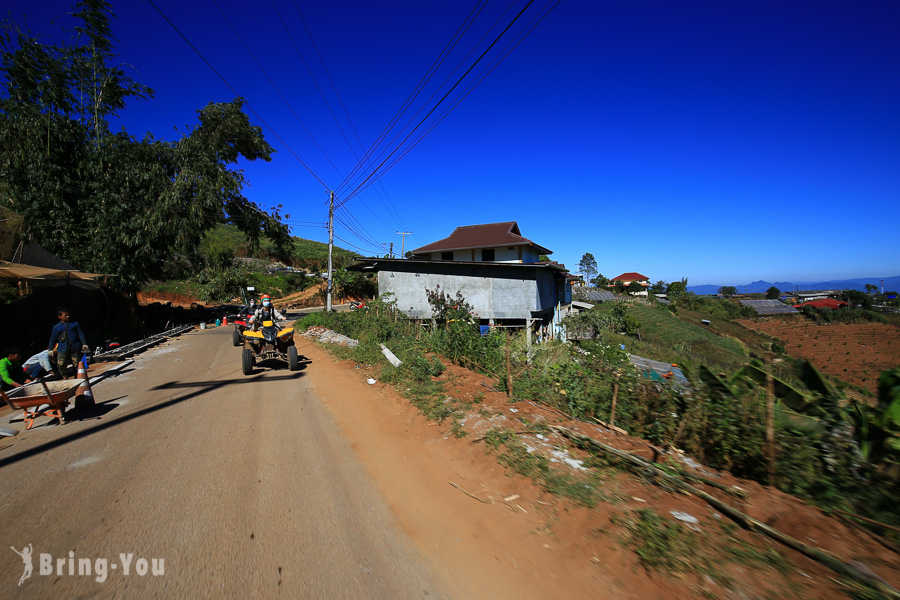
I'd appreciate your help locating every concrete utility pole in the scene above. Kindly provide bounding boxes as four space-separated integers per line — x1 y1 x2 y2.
327 191 334 312
396 231 412 258
389 242 393 258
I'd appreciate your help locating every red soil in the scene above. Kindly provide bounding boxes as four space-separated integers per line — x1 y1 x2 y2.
300 335 900 599
737 318 900 393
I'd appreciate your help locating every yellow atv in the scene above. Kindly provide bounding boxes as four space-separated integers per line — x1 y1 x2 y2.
241 320 299 375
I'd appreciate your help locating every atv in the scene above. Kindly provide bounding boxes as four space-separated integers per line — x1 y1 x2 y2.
241 320 299 375
232 319 249 347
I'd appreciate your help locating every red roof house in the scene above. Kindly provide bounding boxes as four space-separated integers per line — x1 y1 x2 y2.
411 221 551 263
794 298 849 309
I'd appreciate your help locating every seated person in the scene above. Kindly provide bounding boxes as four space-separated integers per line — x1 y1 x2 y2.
238 298 257 318
22 349 55 380
1 347 32 391
249 295 285 330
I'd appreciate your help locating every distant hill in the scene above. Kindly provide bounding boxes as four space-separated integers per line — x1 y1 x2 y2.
200 224 358 269
688 275 900 295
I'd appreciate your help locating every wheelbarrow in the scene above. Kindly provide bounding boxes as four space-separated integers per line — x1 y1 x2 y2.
0 379 84 430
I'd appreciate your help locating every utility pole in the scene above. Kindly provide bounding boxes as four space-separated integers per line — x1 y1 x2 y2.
396 231 412 258
389 242 393 258
327 191 334 312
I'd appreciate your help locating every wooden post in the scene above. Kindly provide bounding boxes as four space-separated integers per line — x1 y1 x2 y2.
609 381 619 429
765 353 776 487
525 319 533 361
505 333 513 397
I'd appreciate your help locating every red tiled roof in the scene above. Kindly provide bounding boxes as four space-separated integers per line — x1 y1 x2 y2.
795 298 849 309
411 221 552 255
611 272 649 282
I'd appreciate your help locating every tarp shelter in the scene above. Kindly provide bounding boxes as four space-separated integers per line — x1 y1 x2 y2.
0 261 105 284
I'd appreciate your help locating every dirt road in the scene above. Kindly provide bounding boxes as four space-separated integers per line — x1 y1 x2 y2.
0 324 449 598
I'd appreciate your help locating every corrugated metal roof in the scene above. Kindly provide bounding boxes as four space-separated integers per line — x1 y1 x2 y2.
740 299 799 315
582 290 618 302
411 221 551 255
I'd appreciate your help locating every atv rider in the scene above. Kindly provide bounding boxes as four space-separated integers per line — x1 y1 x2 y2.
238 297 257 319
249 295 285 330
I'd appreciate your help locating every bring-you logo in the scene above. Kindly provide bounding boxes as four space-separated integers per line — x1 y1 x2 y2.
11 545 164 585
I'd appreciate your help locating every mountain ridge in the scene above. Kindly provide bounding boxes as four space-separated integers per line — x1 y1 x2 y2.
687 276 900 295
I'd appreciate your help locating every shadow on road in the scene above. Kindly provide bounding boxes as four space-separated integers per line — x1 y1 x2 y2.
0 372 305 470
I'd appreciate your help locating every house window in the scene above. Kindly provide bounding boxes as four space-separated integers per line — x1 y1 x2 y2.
442 251 453 260
482 248 495 261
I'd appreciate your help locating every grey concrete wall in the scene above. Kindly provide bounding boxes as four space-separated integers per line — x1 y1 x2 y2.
378 265 544 320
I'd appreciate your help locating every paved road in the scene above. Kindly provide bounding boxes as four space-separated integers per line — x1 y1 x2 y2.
0 324 449 598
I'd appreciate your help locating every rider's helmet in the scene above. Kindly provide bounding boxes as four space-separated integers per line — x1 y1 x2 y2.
261 294 272 308
248 297 257 306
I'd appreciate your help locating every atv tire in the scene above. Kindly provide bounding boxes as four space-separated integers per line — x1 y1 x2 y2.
242 348 255 375
232 328 242 347
288 345 299 371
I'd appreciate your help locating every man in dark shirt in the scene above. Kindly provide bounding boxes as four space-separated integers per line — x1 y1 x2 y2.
48 308 89 378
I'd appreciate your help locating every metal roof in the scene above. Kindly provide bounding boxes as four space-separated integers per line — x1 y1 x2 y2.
581 290 618 302
739 299 799 315
410 221 552 255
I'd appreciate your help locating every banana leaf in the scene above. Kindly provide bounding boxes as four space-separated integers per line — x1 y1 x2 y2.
736 359 827 418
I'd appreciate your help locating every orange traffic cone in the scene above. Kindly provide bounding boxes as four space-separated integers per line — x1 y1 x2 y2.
74 360 95 410
223 315 228 325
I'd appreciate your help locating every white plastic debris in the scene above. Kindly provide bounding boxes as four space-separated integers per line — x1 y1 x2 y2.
670 510 701 531
379 343 403 367
366 378 376 385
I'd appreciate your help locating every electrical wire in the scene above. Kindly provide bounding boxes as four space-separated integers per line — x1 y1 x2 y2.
288 0 409 233
348 0 562 198
333 0 489 200
335 0 539 208
146 0 329 190
211 0 343 179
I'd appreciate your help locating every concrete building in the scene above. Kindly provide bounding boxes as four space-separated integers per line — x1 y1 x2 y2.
351 222 573 342
610 272 650 296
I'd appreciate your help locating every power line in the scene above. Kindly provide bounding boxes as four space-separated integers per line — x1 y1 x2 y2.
336 0 540 208
349 0 563 197
146 0 329 190
211 0 343 179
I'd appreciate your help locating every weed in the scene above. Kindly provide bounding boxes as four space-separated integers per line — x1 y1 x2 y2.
483 428 601 506
614 508 701 573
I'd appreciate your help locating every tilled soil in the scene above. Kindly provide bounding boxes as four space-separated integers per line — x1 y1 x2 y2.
737 318 900 393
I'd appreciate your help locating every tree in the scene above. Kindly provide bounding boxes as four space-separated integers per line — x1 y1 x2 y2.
627 281 644 296
666 279 687 301
614 279 627 294
578 253 597 285
718 286 737 298
844 289 872 310
0 0 290 290
766 286 781 300
865 283 878 294
591 273 609 288
650 280 667 295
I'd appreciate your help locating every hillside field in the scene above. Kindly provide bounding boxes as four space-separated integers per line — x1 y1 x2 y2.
737 318 900 393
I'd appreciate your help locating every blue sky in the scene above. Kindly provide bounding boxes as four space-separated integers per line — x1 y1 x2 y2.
5 0 899 286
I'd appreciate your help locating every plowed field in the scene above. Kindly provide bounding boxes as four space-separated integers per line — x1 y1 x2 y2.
737 318 900 393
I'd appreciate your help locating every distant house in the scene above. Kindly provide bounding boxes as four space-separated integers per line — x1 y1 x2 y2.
351 221 572 344
610 272 650 296
783 290 841 304
794 298 849 310
739 299 799 316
